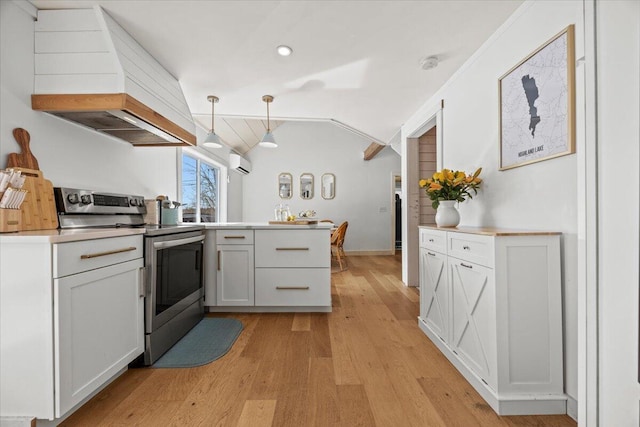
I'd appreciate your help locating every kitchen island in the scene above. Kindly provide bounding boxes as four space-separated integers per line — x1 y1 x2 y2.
202 223 332 312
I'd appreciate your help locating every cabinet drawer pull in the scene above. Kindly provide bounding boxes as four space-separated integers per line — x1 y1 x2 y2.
460 262 473 269
275 247 309 251
428 238 435 242
224 235 246 239
276 286 310 290
427 252 436 257
80 246 136 259
217 250 221 271
463 245 470 250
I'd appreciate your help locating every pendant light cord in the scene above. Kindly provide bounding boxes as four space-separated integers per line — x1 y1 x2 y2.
266 101 271 132
211 100 215 133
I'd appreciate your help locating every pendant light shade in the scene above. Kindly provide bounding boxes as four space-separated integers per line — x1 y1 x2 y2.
203 95 222 148
259 95 277 148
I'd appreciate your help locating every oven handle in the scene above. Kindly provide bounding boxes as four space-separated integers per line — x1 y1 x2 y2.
153 234 205 249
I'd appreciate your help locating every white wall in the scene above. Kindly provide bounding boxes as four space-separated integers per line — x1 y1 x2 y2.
227 167 243 222
243 121 400 252
401 0 582 413
596 1 640 426
0 1 242 218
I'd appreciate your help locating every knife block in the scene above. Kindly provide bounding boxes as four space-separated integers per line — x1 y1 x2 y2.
0 208 22 233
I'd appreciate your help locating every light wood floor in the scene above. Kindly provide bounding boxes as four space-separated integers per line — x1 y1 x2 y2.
61 254 576 427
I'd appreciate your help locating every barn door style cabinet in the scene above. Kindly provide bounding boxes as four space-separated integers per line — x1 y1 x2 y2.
418 226 565 416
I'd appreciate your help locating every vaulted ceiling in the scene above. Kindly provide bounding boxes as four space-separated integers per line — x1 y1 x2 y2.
30 0 523 154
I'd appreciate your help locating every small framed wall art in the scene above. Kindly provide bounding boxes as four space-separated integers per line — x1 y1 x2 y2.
278 173 292 199
498 25 576 170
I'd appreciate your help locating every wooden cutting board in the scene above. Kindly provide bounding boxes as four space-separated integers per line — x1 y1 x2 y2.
268 219 318 225
13 168 58 231
1 128 58 232
6 128 40 170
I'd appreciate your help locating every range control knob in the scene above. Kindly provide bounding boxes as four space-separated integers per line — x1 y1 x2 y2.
67 193 80 204
129 198 137 207
80 194 92 205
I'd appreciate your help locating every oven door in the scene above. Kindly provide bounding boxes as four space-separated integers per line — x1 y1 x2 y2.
145 231 205 334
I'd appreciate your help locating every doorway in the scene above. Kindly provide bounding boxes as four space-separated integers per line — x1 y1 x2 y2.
418 127 437 226
391 175 402 255
401 107 442 288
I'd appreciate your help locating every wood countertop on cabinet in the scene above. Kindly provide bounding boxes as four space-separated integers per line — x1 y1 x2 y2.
418 225 561 236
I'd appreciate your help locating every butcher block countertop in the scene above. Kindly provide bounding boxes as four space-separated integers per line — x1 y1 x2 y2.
419 225 561 236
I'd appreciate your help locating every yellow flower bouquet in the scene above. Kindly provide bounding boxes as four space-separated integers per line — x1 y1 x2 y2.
419 168 482 209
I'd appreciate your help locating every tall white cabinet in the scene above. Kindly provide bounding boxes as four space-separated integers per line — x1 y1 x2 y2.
418 226 564 415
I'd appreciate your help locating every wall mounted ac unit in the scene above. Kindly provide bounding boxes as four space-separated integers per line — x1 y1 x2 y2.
229 153 252 175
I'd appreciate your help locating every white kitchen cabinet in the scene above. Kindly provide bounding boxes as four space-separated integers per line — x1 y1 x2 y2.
449 257 496 391
255 229 331 311
418 226 564 416
216 244 255 306
215 228 255 306
419 247 448 343
206 226 332 312
254 229 328 268
254 268 330 306
0 233 144 422
55 258 144 416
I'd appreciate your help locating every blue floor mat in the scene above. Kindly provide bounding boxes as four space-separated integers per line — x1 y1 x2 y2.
153 317 243 368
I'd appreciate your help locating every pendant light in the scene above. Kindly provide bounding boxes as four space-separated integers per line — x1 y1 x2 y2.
203 95 223 148
259 95 277 148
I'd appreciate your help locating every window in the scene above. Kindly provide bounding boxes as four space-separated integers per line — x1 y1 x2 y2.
181 152 221 223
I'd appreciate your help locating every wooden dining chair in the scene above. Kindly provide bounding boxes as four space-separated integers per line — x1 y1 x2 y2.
331 221 348 271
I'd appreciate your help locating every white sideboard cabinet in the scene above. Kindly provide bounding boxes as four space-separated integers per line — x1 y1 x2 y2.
418 226 564 416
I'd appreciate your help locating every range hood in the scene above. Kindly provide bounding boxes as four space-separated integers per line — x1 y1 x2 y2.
31 7 196 146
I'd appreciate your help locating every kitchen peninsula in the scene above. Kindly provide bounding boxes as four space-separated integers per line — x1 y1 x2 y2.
203 223 333 312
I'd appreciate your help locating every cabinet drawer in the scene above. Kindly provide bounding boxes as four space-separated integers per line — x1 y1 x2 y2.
448 233 494 267
255 229 330 267
54 235 143 278
419 228 447 253
255 268 330 306
216 229 254 245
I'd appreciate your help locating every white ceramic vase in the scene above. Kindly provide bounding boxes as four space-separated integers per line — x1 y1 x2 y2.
435 200 460 227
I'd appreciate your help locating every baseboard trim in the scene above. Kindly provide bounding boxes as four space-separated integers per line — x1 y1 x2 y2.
566 395 578 421
207 306 332 313
344 250 394 256
0 417 35 427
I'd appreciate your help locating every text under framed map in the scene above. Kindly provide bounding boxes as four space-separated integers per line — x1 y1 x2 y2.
499 25 575 170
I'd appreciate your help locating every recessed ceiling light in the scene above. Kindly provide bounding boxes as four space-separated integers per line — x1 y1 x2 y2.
277 45 293 56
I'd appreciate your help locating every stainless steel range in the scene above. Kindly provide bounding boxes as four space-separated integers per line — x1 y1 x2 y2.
54 187 205 365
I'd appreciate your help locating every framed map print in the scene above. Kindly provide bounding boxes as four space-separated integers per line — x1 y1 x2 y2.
499 25 575 170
